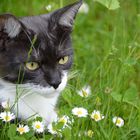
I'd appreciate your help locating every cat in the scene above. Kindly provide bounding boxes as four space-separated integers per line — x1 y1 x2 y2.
0 0 82 124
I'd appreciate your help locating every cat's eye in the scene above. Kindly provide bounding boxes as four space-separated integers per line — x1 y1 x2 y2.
25 62 39 71
59 56 69 65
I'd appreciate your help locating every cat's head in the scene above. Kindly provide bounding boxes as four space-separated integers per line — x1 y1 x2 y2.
0 1 82 95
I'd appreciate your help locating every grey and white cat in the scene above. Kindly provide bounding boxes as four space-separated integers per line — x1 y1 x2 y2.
0 0 82 124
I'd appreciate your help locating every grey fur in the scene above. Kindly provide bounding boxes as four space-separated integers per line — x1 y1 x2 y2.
5 18 21 38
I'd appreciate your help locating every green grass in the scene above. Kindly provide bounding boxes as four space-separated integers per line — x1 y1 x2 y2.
0 0 140 139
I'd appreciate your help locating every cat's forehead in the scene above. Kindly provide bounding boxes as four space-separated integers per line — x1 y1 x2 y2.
21 16 50 36
38 36 72 59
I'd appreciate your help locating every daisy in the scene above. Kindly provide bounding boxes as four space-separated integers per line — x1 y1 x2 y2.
91 110 104 122
45 5 52 11
1 100 10 109
72 107 88 117
113 117 124 127
17 124 30 135
77 85 91 97
79 2 89 14
47 123 57 135
32 121 44 133
0 111 15 122
58 115 71 127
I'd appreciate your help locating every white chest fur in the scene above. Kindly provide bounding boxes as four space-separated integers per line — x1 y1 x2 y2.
0 72 67 124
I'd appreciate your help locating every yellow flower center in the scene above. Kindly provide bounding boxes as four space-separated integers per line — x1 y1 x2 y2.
18 127 25 133
35 124 41 129
4 116 11 121
116 119 121 124
93 114 100 120
77 110 83 115
59 118 66 124
82 90 88 97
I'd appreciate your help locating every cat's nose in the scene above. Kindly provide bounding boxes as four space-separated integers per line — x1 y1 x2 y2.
44 69 61 89
49 80 61 89
53 83 60 89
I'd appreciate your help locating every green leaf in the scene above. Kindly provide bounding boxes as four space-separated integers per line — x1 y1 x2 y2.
45 135 53 139
55 122 64 130
123 84 139 108
61 89 72 107
8 124 17 139
94 0 120 10
30 137 38 140
35 116 43 122
13 136 26 140
124 58 137 66
24 131 34 139
110 84 140 108
111 91 122 102
62 127 71 138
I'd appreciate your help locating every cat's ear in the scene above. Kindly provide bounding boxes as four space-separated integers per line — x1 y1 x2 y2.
58 0 82 28
0 14 23 38
49 0 82 29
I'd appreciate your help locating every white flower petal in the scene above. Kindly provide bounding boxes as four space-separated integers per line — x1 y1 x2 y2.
1 100 10 109
77 85 91 97
0 111 15 122
17 124 30 135
79 2 89 14
72 107 88 117
47 123 57 135
113 116 124 127
32 121 44 133
45 5 52 11
91 110 104 122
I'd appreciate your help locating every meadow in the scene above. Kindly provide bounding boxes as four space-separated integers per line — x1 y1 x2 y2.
0 0 140 139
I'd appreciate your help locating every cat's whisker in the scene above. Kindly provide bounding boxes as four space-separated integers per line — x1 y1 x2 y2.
0 74 11 79
36 43 41 57
20 91 35 99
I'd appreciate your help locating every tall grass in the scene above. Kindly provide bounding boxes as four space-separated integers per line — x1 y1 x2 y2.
0 0 140 139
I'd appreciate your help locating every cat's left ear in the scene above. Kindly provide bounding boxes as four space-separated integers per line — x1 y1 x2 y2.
48 0 82 29
0 14 23 38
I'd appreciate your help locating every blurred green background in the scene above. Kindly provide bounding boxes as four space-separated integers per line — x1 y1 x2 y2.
0 0 140 139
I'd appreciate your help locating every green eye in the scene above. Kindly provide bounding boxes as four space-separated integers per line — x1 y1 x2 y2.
25 62 39 71
59 56 69 65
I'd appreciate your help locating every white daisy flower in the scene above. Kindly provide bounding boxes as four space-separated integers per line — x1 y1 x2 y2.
1 100 10 109
113 117 124 127
72 107 88 117
47 123 57 135
58 115 70 126
0 111 15 122
45 4 52 11
77 85 91 97
79 2 89 14
32 121 44 133
91 110 104 122
17 124 30 135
